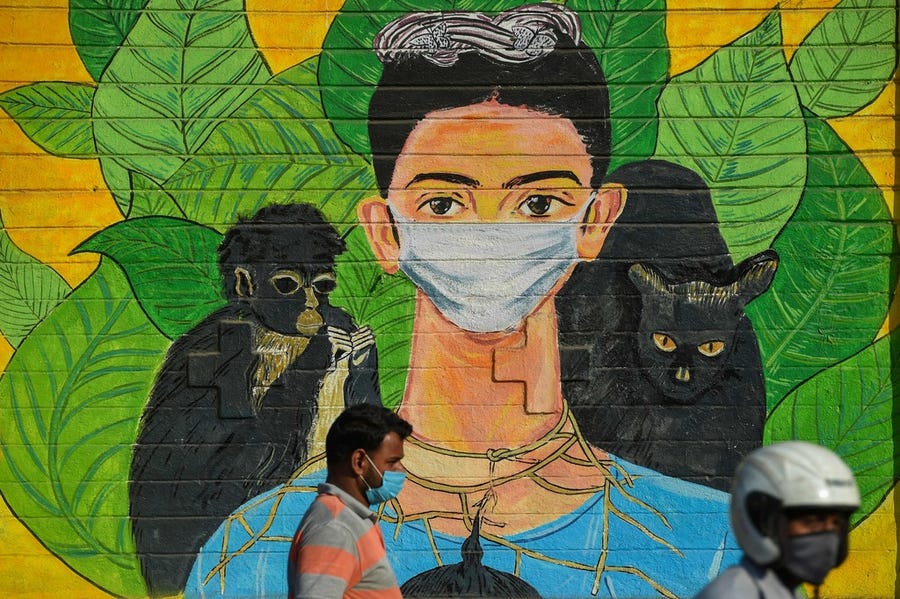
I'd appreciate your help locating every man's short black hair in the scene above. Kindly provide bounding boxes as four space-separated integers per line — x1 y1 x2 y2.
325 404 413 466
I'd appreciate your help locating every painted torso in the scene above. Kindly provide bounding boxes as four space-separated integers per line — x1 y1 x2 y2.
186 455 740 599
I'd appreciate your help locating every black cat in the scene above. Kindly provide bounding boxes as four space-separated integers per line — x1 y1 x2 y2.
557 160 778 491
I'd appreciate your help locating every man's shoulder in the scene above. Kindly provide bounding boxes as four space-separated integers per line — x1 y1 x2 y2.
694 562 760 599
300 488 373 536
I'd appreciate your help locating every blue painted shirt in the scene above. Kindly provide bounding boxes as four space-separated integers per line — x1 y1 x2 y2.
186 456 741 598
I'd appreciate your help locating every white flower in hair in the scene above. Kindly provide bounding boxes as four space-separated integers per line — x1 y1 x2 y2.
374 2 582 67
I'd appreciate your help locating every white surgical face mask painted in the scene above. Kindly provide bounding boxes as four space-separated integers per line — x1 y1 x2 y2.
389 200 591 333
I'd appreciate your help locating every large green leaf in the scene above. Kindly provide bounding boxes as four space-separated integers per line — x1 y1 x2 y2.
164 57 375 230
69 0 147 81
0 213 72 347
789 0 897 118
75 217 226 340
764 334 898 524
318 0 540 158
746 114 896 409
92 0 271 213
331 227 415 409
0 260 170 597
0 83 96 158
655 10 807 262
128 172 188 219
567 0 667 172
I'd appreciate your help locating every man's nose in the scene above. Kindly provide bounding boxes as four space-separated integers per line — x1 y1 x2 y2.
821 514 844 532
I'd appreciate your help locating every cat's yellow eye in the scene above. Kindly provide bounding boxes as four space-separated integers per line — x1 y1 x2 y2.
652 333 677 352
698 340 725 357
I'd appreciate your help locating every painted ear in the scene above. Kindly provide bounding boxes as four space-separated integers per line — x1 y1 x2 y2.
358 197 400 274
628 262 669 295
234 267 255 298
730 249 779 304
577 183 625 259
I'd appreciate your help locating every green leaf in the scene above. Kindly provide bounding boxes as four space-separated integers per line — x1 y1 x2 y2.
789 0 897 118
165 57 376 230
92 0 271 196
655 10 807 262
69 0 147 81
0 214 72 347
331 227 415 409
746 114 897 409
764 334 898 524
99 158 133 215
128 172 188 219
0 260 169 597
75 217 226 339
0 83 97 158
318 0 539 158
567 0 667 171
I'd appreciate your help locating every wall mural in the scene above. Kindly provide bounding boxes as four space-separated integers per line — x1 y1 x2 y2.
0 1 896 598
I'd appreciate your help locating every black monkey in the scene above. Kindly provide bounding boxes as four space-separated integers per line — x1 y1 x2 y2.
557 160 777 491
129 203 380 597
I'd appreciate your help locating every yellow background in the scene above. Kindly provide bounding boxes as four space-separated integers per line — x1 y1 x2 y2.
0 0 895 596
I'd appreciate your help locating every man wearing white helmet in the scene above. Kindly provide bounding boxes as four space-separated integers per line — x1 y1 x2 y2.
695 441 860 599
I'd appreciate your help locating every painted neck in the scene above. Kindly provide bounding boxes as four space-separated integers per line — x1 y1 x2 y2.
399 290 564 451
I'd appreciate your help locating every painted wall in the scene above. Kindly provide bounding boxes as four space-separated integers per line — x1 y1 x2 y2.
0 1 896 597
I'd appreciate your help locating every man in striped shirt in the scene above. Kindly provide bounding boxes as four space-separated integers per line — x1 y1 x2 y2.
288 404 412 599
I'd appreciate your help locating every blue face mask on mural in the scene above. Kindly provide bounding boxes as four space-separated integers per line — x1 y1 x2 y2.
390 203 590 333
362 453 406 506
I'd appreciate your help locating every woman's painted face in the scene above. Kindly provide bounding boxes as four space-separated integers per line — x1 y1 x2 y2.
387 100 596 223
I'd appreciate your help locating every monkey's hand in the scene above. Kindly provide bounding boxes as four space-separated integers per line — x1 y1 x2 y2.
328 325 380 406
348 326 375 365
327 326 376 364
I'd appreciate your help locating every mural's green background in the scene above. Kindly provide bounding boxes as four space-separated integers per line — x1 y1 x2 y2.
0 0 895 597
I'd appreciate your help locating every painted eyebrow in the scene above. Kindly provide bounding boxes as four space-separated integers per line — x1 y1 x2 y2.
503 170 582 188
405 172 481 188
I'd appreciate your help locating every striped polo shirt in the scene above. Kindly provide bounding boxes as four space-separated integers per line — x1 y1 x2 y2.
288 482 401 599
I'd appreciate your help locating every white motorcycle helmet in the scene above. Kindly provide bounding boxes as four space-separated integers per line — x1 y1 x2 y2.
730 441 860 566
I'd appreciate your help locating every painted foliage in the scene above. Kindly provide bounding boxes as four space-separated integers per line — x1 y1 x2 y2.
0 1 896 598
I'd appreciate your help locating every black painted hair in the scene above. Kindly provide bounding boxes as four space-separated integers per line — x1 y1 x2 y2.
325 403 413 466
368 33 611 197
217 203 346 298
401 510 542 598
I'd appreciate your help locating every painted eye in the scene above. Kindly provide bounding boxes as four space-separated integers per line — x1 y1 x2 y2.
698 340 725 357
311 273 337 295
517 193 573 217
419 196 464 216
271 271 302 295
652 333 677 352
521 194 554 216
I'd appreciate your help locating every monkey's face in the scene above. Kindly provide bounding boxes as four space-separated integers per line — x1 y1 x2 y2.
236 266 337 336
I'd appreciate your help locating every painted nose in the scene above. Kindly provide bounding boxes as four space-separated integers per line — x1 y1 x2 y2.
303 286 319 309
675 367 690 383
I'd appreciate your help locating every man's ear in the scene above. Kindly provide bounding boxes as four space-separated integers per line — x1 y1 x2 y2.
358 197 400 274
350 448 369 477
577 183 625 260
234 267 255 298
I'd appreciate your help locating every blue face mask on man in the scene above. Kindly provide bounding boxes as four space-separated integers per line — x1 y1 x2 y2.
362 453 406 506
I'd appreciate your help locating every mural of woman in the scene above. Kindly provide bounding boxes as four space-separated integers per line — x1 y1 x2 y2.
186 5 740 599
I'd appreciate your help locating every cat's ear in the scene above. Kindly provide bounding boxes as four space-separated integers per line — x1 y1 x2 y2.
628 263 670 295
730 249 779 304
358 196 400 274
578 184 625 259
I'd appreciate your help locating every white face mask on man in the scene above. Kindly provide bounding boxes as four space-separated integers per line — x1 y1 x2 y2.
389 201 590 333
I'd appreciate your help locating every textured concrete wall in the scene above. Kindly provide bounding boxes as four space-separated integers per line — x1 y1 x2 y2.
0 1 895 597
